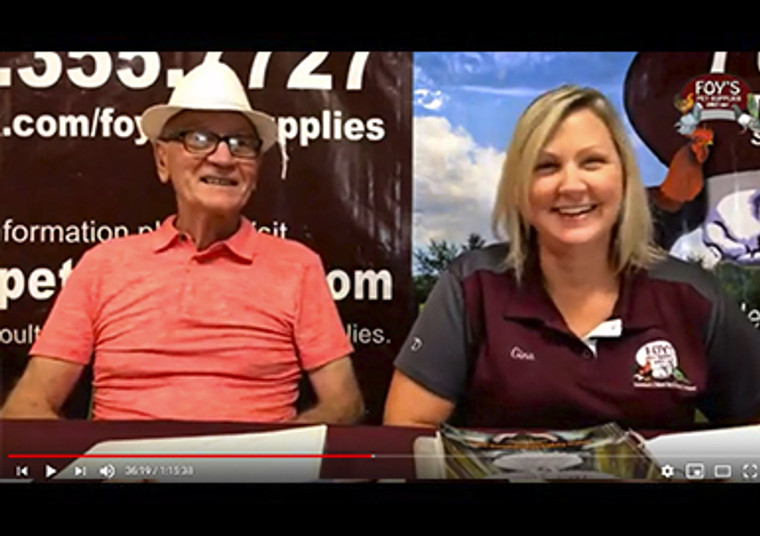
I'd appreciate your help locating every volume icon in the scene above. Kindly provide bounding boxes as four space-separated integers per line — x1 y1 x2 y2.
99 464 116 480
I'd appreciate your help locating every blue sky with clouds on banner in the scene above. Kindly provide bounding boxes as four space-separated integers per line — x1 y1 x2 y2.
412 51 668 250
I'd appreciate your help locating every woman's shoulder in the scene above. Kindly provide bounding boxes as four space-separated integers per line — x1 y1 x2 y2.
446 242 512 280
645 254 722 301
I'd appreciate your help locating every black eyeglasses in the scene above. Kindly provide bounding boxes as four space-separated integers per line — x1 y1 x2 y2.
161 130 262 159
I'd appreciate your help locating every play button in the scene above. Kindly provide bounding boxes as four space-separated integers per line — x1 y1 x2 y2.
45 465 57 479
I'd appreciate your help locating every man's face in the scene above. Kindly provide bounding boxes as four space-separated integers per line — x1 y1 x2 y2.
153 111 260 221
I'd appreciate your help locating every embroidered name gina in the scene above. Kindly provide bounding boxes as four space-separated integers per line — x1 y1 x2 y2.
510 346 535 361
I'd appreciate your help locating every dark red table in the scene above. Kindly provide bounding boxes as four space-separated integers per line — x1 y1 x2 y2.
4 420 758 509
0 420 434 482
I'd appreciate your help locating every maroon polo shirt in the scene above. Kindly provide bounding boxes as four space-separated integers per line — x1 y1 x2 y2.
395 245 760 430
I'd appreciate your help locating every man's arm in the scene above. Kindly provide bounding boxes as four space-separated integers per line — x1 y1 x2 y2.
292 356 364 424
0 356 84 419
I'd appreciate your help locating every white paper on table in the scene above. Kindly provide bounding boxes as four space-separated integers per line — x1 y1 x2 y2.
413 433 446 479
54 425 327 483
645 424 760 482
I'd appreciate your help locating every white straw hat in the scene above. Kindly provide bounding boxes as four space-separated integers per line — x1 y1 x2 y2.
140 59 279 153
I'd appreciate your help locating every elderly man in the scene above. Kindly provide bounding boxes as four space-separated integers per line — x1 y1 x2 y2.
1 59 364 423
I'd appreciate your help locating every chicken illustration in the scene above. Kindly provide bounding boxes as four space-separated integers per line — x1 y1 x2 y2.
648 126 714 213
675 101 703 136
733 104 760 133
674 92 695 114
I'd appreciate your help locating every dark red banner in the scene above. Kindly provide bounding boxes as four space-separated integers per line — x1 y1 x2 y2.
0 51 413 421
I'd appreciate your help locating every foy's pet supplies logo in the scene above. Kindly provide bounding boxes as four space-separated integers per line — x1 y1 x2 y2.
633 340 696 391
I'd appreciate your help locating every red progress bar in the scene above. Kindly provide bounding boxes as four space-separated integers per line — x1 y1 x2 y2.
8 454 374 459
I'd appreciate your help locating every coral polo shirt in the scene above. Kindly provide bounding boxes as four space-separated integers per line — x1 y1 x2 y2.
31 217 353 422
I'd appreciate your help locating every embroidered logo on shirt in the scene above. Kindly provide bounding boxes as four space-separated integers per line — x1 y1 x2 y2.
633 339 695 391
411 337 423 352
510 346 535 361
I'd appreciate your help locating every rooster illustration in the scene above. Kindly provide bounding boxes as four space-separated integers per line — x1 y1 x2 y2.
674 92 695 114
648 126 714 213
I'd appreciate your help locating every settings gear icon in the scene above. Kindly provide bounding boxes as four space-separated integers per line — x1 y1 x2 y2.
661 464 675 479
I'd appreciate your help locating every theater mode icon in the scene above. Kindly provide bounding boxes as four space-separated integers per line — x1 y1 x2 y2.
714 465 732 479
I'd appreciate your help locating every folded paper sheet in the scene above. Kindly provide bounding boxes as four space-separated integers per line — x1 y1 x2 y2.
646 424 760 482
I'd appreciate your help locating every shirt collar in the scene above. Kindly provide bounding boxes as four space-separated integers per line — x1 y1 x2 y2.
152 215 258 262
501 260 567 332
152 216 181 252
501 262 660 333
611 267 660 330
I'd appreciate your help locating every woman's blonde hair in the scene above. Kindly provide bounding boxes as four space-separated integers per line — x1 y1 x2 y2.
491 85 661 281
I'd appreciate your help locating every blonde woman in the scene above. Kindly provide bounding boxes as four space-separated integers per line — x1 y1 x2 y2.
385 85 760 430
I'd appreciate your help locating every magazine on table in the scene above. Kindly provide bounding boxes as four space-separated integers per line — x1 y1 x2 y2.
438 422 662 481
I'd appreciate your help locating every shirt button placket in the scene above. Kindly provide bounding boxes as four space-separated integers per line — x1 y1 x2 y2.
177 240 196 316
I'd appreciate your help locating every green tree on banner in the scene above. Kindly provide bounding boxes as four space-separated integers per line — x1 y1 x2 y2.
413 233 486 306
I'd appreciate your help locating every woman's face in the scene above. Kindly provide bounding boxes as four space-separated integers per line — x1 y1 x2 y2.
525 108 624 257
